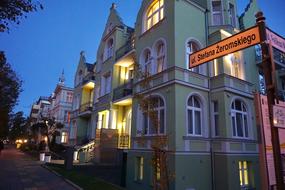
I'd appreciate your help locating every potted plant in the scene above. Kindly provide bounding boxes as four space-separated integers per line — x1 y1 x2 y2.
38 140 46 162
44 152 51 163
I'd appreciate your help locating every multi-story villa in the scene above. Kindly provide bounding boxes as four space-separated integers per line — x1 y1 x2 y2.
29 96 51 143
70 0 285 189
123 0 261 189
48 72 73 144
70 51 96 145
90 3 135 163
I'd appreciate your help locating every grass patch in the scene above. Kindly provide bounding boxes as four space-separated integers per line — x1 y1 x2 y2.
47 164 124 190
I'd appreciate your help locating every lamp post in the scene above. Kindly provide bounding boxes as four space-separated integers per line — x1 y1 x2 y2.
256 11 284 190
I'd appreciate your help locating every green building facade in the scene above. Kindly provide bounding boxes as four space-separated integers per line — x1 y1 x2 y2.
71 0 266 189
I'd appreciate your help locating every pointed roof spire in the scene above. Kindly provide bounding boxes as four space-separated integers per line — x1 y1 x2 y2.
58 69 65 85
110 3 117 10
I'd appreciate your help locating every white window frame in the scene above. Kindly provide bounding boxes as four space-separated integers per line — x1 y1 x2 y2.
231 99 249 139
187 96 202 136
143 48 152 75
142 96 165 136
186 40 202 74
144 0 164 32
156 42 165 73
228 2 236 27
211 0 223 26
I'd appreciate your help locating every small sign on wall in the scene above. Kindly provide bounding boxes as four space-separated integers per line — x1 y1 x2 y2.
273 105 285 128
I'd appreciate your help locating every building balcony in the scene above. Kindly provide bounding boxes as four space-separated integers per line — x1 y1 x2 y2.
78 102 93 117
115 39 135 61
210 74 254 96
113 80 133 103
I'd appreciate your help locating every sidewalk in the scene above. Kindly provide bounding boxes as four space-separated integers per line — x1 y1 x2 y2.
0 145 77 190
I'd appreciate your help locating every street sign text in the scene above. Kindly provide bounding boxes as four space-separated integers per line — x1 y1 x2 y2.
189 26 261 68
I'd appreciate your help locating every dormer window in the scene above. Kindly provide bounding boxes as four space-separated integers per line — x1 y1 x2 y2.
144 0 164 32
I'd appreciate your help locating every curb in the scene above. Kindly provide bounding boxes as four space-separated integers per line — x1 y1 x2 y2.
41 164 83 190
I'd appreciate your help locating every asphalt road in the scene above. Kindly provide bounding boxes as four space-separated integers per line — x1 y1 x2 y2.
0 144 76 190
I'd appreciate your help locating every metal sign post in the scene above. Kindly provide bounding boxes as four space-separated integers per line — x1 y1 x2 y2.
256 11 284 190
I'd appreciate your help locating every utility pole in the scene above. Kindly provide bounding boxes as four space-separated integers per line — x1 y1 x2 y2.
256 11 284 190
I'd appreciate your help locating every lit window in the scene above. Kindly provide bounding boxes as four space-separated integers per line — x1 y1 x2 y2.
186 41 201 73
61 132 68 143
231 54 241 78
156 42 165 73
212 0 223 25
145 0 164 31
187 96 202 136
239 161 250 187
135 157 144 181
231 100 249 138
97 111 109 129
142 96 165 135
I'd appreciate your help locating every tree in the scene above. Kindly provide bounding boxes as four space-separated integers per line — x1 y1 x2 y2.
0 52 22 138
0 0 43 33
31 117 63 152
133 54 171 190
8 111 27 141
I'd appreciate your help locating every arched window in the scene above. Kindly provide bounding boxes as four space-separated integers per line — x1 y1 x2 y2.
105 38 114 60
143 49 152 75
156 42 165 73
142 96 165 135
231 99 249 138
186 41 201 73
187 96 202 136
144 0 164 32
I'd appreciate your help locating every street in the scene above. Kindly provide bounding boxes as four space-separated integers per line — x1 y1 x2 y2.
0 145 76 190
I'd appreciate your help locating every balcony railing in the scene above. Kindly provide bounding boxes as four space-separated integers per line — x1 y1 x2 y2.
118 134 130 149
79 102 93 114
113 80 133 101
115 40 134 61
